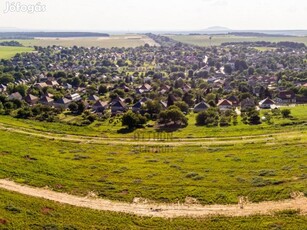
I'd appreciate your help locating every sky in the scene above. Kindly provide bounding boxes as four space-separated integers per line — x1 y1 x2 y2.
0 0 306 31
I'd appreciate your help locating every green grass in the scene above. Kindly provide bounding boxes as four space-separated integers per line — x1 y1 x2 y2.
0 106 306 204
0 35 158 48
1 105 306 139
167 35 307 47
0 46 34 59
0 114 306 204
1 189 306 229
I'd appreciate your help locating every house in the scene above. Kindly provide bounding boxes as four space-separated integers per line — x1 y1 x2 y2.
296 95 307 104
227 95 239 106
217 99 233 111
63 83 73 89
88 95 100 102
66 93 82 102
259 98 275 109
240 98 256 110
193 101 210 113
34 82 48 89
54 98 71 109
39 96 54 106
160 101 168 110
44 93 54 98
8 92 22 101
276 91 296 104
132 100 146 113
111 100 127 114
0 84 7 93
136 83 152 94
46 80 59 88
92 100 108 113
25 94 39 105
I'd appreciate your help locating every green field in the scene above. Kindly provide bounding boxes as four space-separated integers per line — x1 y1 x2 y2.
0 35 158 48
1 189 306 229
0 106 306 206
167 35 307 47
0 46 34 59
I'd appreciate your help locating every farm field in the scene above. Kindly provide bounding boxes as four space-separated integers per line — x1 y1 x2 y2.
0 35 159 48
167 35 307 47
0 46 34 59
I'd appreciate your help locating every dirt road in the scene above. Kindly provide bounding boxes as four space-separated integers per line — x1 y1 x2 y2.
0 179 306 218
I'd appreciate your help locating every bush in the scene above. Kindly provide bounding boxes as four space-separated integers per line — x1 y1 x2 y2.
122 111 147 130
281 109 291 118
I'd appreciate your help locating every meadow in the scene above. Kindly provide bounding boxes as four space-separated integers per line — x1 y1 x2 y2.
167 35 307 47
0 46 34 59
0 106 306 206
0 35 158 49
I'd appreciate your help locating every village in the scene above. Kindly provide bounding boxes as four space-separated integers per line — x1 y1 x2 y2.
0 34 306 127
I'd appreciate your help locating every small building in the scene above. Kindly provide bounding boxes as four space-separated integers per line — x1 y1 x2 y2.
66 93 82 102
39 96 54 106
111 101 127 114
8 92 23 101
218 99 233 111
46 80 60 88
0 84 7 93
132 101 143 113
193 101 210 113
276 91 296 104
25 94 39 105
259 98 275 109
92 100 108 113
34 82 48 90
54 98 71 109
241 98 256 110
88 95 100 102
63 83 73 90
227 95 239 106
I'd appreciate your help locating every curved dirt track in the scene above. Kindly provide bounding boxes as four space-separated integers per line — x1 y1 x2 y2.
0 123 306 147
0 179 306 218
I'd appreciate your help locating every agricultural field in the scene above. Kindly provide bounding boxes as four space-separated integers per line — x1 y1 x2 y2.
0 35 159 49
167 34 307 47
0 46 34 59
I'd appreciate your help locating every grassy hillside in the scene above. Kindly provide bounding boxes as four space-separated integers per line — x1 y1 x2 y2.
0 106 306 205
0 46 34 59
167 35 307 47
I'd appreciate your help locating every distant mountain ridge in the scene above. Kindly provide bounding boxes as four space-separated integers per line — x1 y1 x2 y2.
203 26 231 31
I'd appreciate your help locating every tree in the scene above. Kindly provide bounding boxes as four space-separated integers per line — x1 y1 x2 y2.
224 64 232 75
122 111 147 130
145 100 162 117
0 74 14 85
248 110 261 125
69 102 78 113
196 108 219 126
158 107 188 128
174 101 189 114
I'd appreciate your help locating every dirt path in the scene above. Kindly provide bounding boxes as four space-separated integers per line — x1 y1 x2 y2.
0 179 306 218
0 123 306 147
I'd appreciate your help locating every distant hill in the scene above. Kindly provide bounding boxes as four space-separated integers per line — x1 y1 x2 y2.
204 26 231 31
0 32 109 39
